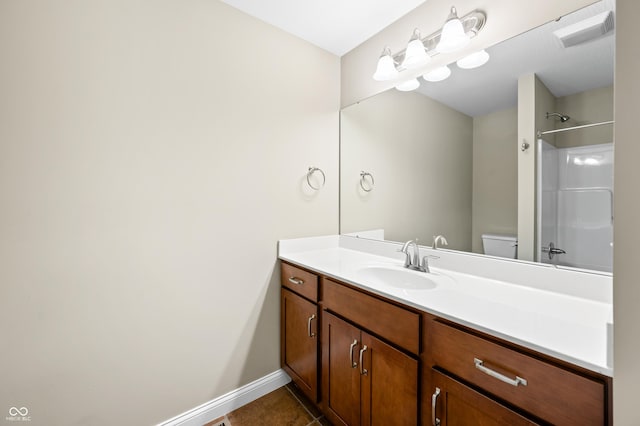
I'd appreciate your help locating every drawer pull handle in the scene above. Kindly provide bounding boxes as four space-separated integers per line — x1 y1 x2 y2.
288 277 304 285
307 314 316 338
359 345 368 375
431 387 441 426
349 340 358 368
474 358 528 387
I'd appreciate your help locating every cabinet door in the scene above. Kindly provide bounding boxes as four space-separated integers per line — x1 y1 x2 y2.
361 332 418 426
281 288 318 401
431 370 539 426
322 312 362 426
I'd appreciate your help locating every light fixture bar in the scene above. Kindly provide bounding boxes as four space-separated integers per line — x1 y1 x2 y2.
391 9 486 70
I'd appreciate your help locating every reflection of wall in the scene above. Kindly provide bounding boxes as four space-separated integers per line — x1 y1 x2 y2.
0 1 339 425
554 85 614 148
518 74 555 261
341 89 472 250
522 81 614 262
471 107 518 253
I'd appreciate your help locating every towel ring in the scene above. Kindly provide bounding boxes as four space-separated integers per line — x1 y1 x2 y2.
306 166 325 190
360 171 374 192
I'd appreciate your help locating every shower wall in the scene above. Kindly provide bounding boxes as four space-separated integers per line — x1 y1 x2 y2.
539 141 614 272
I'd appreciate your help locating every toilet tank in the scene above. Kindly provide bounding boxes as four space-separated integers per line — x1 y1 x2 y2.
481 234 518 259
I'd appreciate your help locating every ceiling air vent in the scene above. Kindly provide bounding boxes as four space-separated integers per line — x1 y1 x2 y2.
553 10 614 48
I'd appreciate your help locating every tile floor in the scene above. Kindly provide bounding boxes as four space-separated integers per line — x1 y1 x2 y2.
204 383 331 426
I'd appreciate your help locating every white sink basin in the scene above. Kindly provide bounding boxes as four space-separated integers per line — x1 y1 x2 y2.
356 265 440 290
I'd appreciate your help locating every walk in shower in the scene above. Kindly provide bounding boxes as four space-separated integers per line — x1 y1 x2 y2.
538 135 614 273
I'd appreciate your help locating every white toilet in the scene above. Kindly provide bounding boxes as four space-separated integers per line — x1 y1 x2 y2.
481 234 518 259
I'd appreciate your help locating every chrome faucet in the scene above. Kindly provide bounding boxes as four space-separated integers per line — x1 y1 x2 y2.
432 235 448 250
399 239 427 272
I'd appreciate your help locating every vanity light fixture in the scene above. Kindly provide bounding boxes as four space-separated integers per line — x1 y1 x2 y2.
436 6 471 53
456 49 490 69
395 78 421 91
372 7 486 82
373 47 399 81
401 29 430 69
423 65 451 82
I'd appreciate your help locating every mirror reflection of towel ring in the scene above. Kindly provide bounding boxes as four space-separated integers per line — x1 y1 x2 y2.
307 166 325 190
360 171 374 192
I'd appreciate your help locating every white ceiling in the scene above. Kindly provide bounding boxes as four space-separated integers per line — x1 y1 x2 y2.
220 0 428 56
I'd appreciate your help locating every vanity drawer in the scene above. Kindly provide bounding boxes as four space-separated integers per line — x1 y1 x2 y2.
431 320 605 425
322 278 420 354
281 263 318 302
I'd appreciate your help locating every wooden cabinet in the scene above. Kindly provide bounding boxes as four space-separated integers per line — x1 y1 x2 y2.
321 312 361 426
280 260 612 425
361 332 418 425
281 262 318 301
280 263 319 402
322 278 420 354
322 312 418 426
281 288 318 401
430 369 539 426
428 319 609 425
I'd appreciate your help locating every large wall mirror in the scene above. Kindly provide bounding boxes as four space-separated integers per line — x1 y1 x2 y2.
340 0 614 273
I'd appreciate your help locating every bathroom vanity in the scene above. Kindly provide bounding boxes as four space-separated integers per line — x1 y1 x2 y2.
279 235 612 426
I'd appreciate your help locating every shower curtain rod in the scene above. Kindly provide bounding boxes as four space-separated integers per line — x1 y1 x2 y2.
537 120 614 138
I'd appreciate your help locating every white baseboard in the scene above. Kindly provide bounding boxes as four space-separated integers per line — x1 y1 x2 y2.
158 369 291 426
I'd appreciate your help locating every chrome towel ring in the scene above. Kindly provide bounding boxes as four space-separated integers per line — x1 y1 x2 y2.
360 171 374 192
307 166 326 190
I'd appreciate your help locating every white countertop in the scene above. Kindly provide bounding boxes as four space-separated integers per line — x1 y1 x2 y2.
279 235 613 377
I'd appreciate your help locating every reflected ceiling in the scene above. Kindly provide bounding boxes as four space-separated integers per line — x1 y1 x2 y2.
416 0 615 116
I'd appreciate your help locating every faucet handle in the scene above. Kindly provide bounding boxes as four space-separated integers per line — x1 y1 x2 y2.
420 254 440 273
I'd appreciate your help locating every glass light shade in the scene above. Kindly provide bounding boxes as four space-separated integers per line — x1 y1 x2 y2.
436 8 471 53
401 38 430 69
395 78 420 91
456 50 490 69
373 51 398 81
423 66 451 82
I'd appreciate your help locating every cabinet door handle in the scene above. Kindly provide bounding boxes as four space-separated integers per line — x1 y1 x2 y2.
307 314 316 338
431 387 441 426
288 277 304 285
359 345 368 375
474 358 528 387
349 340 358 368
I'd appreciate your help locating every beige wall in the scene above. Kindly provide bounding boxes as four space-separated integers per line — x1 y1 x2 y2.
555 85 614 148
0 1 339 425
614 0 640 424
341 90 473 250
340 0 597 108
471 107 518 253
